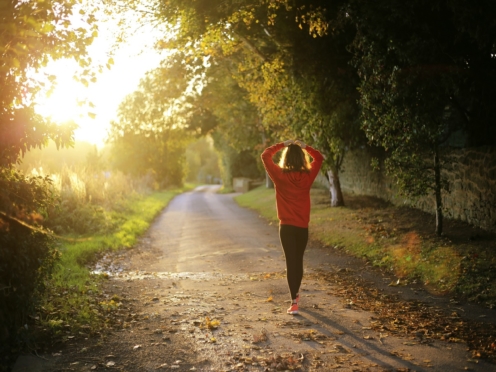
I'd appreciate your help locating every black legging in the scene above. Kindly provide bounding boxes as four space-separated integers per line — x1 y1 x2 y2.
279 224 309 300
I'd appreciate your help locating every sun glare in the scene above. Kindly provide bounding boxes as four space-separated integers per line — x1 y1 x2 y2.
35 59 88 124
34 14 168 147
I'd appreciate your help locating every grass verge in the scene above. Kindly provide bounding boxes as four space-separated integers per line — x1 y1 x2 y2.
235 185 496 308
36 187 190 341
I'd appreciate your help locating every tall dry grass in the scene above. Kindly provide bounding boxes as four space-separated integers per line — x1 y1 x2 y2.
28 165 157 235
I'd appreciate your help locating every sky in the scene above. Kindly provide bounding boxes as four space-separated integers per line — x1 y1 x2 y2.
34 12 167 147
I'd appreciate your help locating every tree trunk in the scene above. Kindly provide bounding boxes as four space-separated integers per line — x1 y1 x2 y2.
260 126 273 189
327 166 345 207
265 172 274 189
434 147 443 235
220 154 233 190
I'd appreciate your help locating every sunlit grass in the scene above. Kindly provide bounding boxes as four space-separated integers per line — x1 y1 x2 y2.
217 185 235 194
52 190 181 288
235 186 278 222
235 186 470 297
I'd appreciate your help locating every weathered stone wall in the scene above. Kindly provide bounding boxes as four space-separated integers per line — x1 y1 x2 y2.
317 147 496 232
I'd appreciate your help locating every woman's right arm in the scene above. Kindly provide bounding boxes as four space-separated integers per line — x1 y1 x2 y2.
261 142 285 180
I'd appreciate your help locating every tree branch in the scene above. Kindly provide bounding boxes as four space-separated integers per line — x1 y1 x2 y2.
0 211 89 242
232 30 268 62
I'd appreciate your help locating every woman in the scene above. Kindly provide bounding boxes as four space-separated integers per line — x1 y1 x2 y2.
261 139 323 314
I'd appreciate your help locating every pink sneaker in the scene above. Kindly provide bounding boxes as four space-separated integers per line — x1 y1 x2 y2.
287 303 299 315
287 293 300 315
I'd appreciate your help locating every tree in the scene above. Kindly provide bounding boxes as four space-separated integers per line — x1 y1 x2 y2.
187 59 265 190
107 55 196 187
0 0 98 360
1 0 98 166
185 137 221 184
155 0 365 206
344 0 496 234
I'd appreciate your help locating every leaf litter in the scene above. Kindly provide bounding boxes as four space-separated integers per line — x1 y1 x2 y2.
35 221 496 371
308 268 496 363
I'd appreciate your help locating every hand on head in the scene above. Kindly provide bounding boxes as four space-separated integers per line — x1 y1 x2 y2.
283 139 307 148
295 140 306 149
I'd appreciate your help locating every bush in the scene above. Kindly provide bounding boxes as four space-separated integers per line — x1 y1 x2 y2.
34 166 154 235
0 164 157 366
0 168 59 365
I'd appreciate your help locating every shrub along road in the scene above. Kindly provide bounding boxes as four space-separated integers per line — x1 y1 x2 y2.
18 185 496 371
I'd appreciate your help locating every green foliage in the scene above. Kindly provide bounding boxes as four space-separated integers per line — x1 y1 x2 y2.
109 129 188 188
232 150 264 179
48 201 117 236
108 57 194 187
44 167 155 235
38 189 183 348
185 137 221 183
0 2 99 362
190 60 265 186
18 141 103 174
344 0 496 233
0 0 98 167
154 0 364 206
0 167 59 360
0 226 59 357
153 0 496 222
51 190 180 286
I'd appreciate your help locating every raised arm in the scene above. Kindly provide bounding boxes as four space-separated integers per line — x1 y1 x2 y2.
304 145 324 181
261 142 286 181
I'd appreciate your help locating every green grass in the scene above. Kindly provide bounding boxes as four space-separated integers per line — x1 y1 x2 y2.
217 185 235 194
51 190 182 288
39 187 188 334
235 186 278 222
235 185 492 304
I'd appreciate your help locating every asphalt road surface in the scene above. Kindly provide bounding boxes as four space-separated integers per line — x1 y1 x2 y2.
125 185 495 371
15 185 496 372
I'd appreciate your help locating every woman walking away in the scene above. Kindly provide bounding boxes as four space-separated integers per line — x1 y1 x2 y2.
261 139 323 315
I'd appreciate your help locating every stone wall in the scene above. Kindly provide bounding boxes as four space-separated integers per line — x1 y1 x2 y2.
317 146 496 232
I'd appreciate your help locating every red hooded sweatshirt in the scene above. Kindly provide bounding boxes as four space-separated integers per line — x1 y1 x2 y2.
261 143 324 228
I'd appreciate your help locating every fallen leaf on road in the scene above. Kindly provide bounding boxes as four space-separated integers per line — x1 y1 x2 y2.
203 317 220 329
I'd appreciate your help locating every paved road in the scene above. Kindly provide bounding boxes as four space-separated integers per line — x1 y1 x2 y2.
145 185 283 275
130 185 494 372
15 185 495 371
